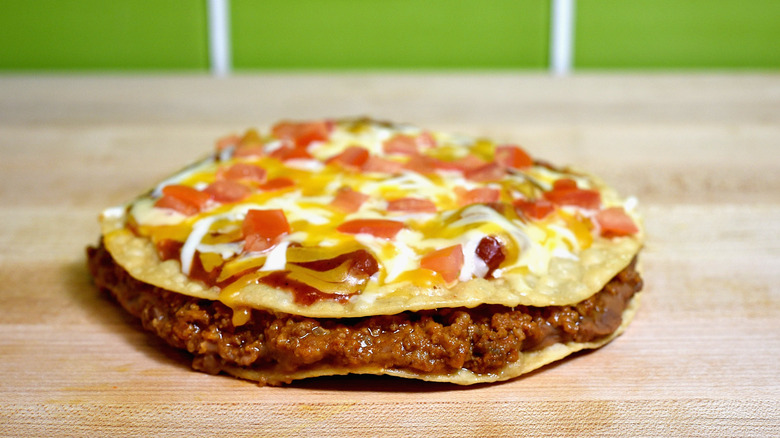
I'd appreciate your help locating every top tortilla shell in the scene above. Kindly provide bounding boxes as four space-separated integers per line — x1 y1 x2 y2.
99 176 644 319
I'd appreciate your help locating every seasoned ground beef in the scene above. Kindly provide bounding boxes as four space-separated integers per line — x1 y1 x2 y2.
87 242 642 382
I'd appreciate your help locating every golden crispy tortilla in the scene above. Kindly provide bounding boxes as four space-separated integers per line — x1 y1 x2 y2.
101 210 642 318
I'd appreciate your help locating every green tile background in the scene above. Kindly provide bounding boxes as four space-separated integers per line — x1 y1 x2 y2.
575 0 780 69
231 0 549 69
0 1 777 70
0 1 208 70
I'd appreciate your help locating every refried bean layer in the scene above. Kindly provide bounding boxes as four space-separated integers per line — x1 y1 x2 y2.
87 242 642 382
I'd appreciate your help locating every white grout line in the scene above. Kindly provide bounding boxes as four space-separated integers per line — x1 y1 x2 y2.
207 0 231 76
550 0 575 76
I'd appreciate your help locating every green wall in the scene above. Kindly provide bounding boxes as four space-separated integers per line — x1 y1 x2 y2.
232 0 548 69
0 1 777 71
576 0 780 69
0 1 208 70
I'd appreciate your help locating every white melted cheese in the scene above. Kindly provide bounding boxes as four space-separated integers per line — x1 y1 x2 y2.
180 215 219 275
261 241 291 271
459 230 490 282
152 157 214 198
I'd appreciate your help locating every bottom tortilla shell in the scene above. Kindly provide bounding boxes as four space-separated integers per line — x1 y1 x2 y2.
87 242 643 386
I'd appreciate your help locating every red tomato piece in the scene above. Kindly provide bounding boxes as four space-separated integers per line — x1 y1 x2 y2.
154 195 198 216
383 132 436 155
269 144 313 161
452 154 488 172
326 145 370 169
330 187 369 213
271 120 332 147
403 154 440 174
544 179 601 210
337 219 404 239
595 207 639 237
387 197 437 213
232 145 265 158
242 209 291 252
362 156 403 174
215 134 241 151
204 180 251 203
464 162 506 182
154 185 210 216
456 187 501 206
420 244 464 283
220 163 267 183
403 154 468 174
416 131 437 148
383 134 419 155
259 177 295 191
552 178 578 191
513 198 555 220
495 145 533 169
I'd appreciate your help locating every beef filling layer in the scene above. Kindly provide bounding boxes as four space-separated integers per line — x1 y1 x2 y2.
87 243 642 380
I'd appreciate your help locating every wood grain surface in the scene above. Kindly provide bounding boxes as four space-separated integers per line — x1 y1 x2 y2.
1 74 778 437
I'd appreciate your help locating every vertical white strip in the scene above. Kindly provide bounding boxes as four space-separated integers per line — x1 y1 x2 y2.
208 0 231 76
550 0 575 76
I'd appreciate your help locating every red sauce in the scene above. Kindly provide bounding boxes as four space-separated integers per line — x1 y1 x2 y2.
259 271 352 306
157 240 379 305
293 249 379 277
188 251 229 288
267 250 379 305
475 236 505 278
156 239 183 262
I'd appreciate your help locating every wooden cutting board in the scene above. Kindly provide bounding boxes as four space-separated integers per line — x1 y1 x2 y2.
1 74 778 437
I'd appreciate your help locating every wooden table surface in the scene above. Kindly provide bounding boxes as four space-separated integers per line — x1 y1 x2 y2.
1 74 778 437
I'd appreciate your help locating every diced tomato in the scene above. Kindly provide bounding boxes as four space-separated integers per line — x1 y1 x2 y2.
204 180 251 203
456 187 501 206
330 187 369 213
337 219 404 239
464 162 506 182
271 120 332 147
269 144 313 161
544 179 601 210
231 130 265 157
420 244 464 283
513 198 555 220
326 145 370 169
362 156 403 174
232 145 265 158
552 178 578 191
220 163 267 183
154 195 197 216
495 145 533 169
417 131 437 148
154 185 210 216
403 154 440 174
595 207 639 237
242 209 291 252
387 197 437 213
259 177 295 191
452 154 488 172
383 132 436 155
383 134 419 155
215 134 241 151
